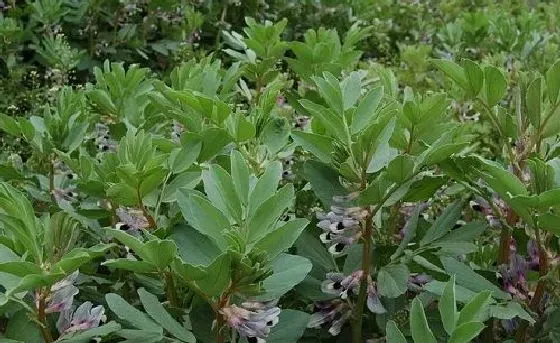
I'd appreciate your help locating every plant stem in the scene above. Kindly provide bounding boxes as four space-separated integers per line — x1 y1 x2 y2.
137 187 157 228
154 171 172 220
48 158 57 204
37 289 54 343
164 272 179 308
215 284 233 343
352 213 372 343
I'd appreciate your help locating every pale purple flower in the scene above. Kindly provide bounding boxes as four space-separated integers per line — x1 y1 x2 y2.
52 188 79 203
57 302 106 334
115 207 149 233
500 254 529 300
316 195 366 256
501 318 517 333
322 271 362 299
294 116 309 130
39 271 79 313
527 240 539 270
220 301 280 341
367 283 386 314
170 121 184 141
308 300 351 336
407 273 432 292
276 95 286 107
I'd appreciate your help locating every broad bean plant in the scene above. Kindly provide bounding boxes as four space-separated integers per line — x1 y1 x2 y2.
0 9 558 343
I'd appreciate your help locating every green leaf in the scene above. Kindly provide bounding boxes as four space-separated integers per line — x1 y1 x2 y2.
299 99 349 143
142 239 177 270
247 184 294 243
538 213 560 236
377 264 410 298
391 206 420 260
432 59 468 90
169 140 201 174
4 310 42 343
546 59 560 104
252 219 309 259
195 253 231 297
352 86 383 134
483 66 507 107
342 71 363 110
202 164 243 223
105 293 162 333
303 160 346 208
0 262 43 277
448 322 485 343
137 288 195 342
230 150 250 205
248 162 282 216
420 201 462 246
294 231 337 274
102 259 157 273
488 302 534 324
161 171 201 202
262 117 290 154
116 329 163 342
441 257 509 300
57 322 121 343
172 225 221 266
267 310 310 343
176 190 230 250
463 59 483 97
424 280 478 303
313 72 344 114
367 118 397 173
386 320 407 343
259 254 312 299
526 77 542 129
291 131 333 164
107 183 137 206
197 128 232 162
456 291 493 326
439 275 457 335
410 298 437 343
386 155 415 183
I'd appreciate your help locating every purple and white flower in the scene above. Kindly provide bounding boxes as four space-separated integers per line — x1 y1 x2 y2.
308 300 351 336
220 300 281 341
115 207 150 234
38 271 79 314
56 301 106 335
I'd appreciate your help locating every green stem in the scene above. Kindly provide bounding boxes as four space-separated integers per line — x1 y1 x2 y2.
37 289 54 343
164 272 179 308
352 213 372 343
351 177 404 342
154 171 172 221
49 157 56 204
478 99 518 170
137 187 157 229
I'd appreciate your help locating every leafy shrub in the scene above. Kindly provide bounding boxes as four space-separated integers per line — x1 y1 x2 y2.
0 1 559 343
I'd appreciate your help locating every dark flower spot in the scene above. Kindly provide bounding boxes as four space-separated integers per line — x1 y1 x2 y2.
336 222 344 231
267 320 274 326
101 145 110 151
471 204 482 212
333 281 342 289
334 243 344 252
452 223 463 229
247 337 258 343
